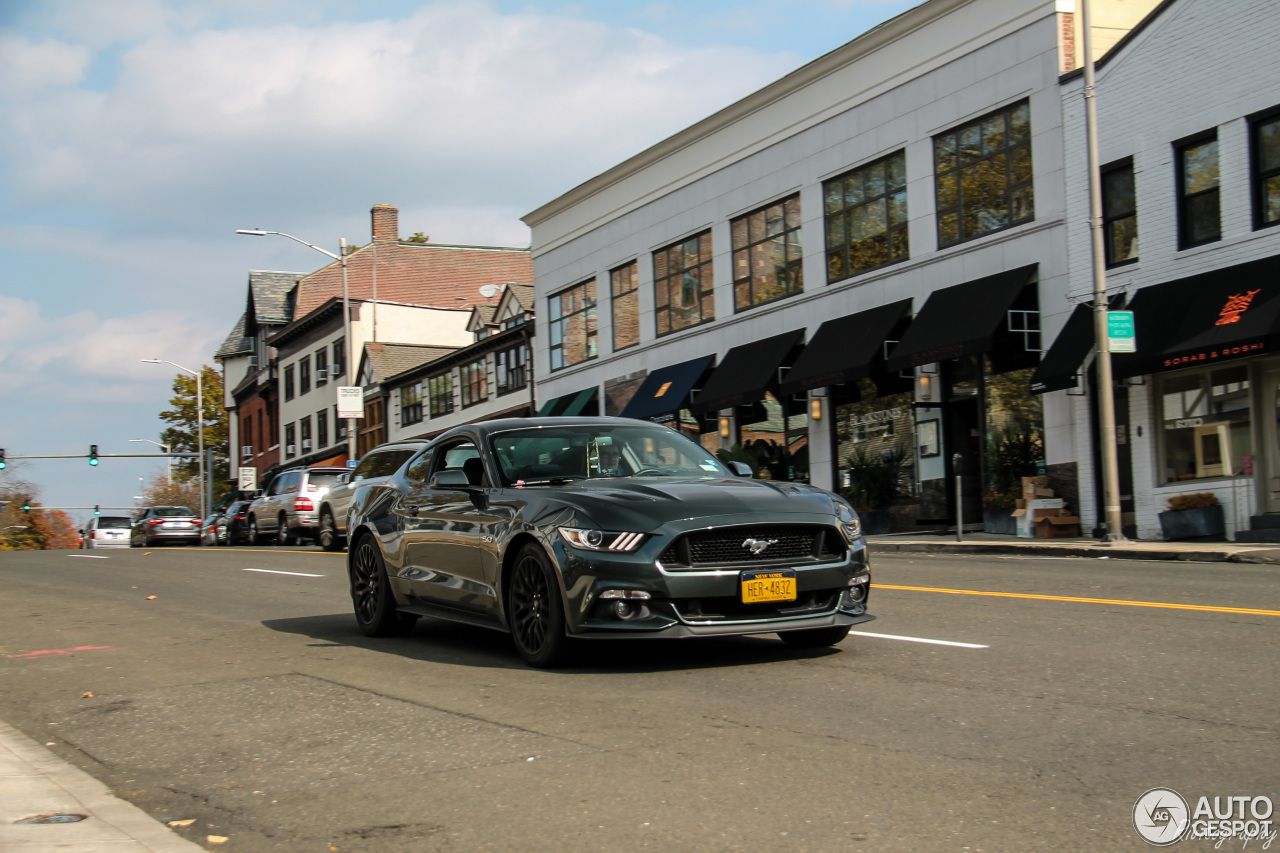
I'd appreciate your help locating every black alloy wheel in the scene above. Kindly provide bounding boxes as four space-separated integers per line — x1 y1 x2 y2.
507 543 570 668
349 535 417 637
778 625 851 648
318 510 342 551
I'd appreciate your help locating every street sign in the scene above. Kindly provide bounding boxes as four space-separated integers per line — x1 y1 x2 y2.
238 466 258 492
336 386 365 419
1107 311 1136 353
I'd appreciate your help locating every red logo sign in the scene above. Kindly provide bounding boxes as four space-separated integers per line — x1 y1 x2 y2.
1215 289 1261 325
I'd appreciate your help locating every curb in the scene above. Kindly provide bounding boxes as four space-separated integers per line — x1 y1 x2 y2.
868 540 1280 564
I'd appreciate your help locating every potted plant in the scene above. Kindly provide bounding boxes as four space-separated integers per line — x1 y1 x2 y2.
841 444 907 535
983 423 1043 535
1158 492 1225 541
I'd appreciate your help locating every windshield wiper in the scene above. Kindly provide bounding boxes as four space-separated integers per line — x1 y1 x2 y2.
512 476 585 486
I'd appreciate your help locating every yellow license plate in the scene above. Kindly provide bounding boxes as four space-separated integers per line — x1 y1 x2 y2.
741 570 797 604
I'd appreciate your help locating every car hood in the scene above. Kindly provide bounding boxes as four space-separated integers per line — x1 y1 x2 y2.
525 476 840 531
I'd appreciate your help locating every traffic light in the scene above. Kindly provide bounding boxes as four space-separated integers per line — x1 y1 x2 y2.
22 500 30 512
89 444 99 466
94 505 100 516
0 448 6 469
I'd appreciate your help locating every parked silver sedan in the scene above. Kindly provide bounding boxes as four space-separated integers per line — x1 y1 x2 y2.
315 441 427 551
130 506 202 547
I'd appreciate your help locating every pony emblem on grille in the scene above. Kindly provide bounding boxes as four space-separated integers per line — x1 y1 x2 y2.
742 537 779 555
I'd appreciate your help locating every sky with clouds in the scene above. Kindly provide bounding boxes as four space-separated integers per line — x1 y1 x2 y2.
0 0 918 519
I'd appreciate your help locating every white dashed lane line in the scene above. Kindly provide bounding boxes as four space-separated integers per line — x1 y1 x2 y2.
243 568 325 578
849 630 989 649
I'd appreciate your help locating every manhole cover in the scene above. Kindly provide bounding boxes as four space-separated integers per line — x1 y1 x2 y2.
17 813 89 824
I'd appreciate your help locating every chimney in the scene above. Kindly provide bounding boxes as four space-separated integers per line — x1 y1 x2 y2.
371 204 398 243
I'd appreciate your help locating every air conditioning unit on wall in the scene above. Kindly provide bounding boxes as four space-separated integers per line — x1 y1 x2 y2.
241 445 252 458
316 369 328 380
287 445 296 456
302 440 312 450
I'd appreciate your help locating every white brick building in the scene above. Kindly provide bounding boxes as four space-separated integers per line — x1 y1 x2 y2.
1057 0 1280 539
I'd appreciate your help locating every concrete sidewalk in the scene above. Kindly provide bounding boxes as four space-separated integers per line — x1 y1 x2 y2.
866 531 1280 563
0 718 203 852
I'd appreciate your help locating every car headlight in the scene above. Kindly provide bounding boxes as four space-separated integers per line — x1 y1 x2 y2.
835 503 862 543
560 527 647 552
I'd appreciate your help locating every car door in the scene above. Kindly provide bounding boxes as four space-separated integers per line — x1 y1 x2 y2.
397 439 501 615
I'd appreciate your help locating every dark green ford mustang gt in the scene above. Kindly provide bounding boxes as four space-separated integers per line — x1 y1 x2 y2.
346 417 872 667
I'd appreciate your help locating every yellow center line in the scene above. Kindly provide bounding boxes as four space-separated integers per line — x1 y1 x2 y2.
873 584 1280 617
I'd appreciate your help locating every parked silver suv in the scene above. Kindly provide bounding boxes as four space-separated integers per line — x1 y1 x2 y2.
315 441 427 551
247 466 348 545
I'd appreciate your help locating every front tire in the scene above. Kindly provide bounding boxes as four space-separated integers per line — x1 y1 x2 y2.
778 625 850 648
318 509 342 551
507 543 571 668
349 535 417 637
248 517 261 545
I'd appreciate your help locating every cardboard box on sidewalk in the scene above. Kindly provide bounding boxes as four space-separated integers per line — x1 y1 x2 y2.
1036 515 1082 539
1013 498 1065 538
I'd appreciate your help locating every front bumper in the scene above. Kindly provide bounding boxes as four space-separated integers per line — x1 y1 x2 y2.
553 525 872 638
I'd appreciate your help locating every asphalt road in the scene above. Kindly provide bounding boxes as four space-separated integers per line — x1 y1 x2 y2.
0 544 1276 852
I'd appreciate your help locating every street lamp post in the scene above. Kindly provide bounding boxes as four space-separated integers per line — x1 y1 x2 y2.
130 438 171 485
142 358 205 520
236 229 357 463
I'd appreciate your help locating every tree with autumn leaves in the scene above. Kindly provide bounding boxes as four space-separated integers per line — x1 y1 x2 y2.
0 475 80 551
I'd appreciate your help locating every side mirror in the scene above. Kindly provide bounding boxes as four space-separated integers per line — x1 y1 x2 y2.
431 469 471 488
729 461 753 477
77 529 85 535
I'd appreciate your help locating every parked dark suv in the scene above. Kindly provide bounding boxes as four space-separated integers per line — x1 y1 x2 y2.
247 467 347 545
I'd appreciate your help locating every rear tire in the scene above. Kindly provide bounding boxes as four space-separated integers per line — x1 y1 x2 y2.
507 543 571 668
318 509 342 551
276 515 292 546
778 625 850 648
349 535 417 637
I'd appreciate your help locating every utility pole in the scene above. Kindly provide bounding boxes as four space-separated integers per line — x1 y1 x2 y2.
1081 0 1127 542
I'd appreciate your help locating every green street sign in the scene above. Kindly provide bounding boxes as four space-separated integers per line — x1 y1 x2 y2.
1107 311 1136 353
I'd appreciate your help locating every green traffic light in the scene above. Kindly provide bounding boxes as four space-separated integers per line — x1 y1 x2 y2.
94 505 100 516
89 444 99 466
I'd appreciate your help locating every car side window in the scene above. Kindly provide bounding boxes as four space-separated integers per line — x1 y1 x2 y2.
350 454 382 482
404 449 435 482
434 441 484 485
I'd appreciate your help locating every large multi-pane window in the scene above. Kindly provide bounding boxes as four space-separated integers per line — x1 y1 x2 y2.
299 356 311 395
733 194 803 309
654 231 713 336
316 409 328 449
461 358 488 407
611 261 640 351
824 154 906 282
1252 109 1280 229
548 279 598 370
1177 133 1220 249
1158 366 1251 483
935 100 1034 247
496 344 527 395
1102 159 1138 267
429 374 454 417
401 381 424 426
284 365 295 401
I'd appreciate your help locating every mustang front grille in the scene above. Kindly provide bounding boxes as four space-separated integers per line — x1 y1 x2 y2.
659 525 846 569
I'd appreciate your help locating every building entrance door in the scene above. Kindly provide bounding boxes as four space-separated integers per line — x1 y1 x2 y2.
1259 366 1280 515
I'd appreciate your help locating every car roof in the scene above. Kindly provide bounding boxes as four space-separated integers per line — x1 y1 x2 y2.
448 416 664 439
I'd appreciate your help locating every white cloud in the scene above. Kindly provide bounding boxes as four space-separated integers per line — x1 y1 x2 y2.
0 34 90 95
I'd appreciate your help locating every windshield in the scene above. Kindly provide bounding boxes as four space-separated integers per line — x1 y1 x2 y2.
305 472 343 490
489 424 730 486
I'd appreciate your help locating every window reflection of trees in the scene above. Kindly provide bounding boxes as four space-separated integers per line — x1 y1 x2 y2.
824 152 907 282
935 102 1033 248
654 232 714 336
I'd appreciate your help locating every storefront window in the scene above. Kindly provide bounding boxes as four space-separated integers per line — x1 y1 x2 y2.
834 379 915 510
733 393 809 481
1159 365 1251 482
983 363 1044 507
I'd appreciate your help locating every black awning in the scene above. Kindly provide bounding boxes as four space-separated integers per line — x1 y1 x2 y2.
1030 305 1096 394
885 265 1038 371
1114 254 1280 378
619 355 715 423
777 299 913 397
688 329 806 415
537 386 598 417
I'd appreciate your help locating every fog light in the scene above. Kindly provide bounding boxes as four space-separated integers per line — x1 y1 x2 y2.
611 601 650 621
